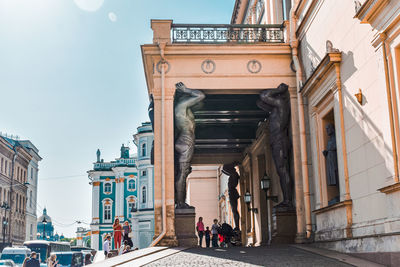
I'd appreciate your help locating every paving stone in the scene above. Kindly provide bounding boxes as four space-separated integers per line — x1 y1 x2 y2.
145 245 353 266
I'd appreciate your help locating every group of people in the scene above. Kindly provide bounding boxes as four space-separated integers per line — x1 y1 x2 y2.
21 251 91 267
103 218 134 258
196 217 221 248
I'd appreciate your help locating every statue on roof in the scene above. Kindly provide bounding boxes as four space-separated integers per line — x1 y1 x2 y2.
96 149 101 163
120 144 130 159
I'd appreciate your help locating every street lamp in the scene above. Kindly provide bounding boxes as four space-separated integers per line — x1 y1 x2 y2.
42 218 47 240
260 173 278 202
244 192 258 213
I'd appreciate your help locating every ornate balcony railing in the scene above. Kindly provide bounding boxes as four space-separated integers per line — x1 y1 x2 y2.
171 24 285 44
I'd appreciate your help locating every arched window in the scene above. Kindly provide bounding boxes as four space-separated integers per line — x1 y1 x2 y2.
142 186 147 204
127 196 137 216
141 143 146 157
128 179 136 190
104 183 112 194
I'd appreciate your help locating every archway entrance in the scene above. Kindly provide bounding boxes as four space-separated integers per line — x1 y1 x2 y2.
141 20 305 246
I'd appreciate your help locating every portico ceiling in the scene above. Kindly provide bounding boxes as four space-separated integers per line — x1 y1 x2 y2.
194 93 266 158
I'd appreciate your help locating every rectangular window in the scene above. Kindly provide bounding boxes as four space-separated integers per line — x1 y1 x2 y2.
1 158 3 173
104 205 111 221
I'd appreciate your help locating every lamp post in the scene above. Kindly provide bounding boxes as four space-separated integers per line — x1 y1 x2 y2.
42 218 47 240
244 192 258 214
260 173 278 244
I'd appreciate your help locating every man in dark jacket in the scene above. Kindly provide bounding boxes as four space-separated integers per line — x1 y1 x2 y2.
25 252 40 267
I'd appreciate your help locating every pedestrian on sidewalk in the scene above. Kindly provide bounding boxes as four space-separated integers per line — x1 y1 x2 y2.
211 219 220 248
196 217 205 247
123 221 133 247
25 252 40 267
118 240 129 255
113 218 123 249
103 235 111 256
205 226 211 247
47 254 58 267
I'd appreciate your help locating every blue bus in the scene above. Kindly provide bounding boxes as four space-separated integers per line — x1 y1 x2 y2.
23 241 71 265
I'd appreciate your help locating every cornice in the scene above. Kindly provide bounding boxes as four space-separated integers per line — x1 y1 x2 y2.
354 0 390 24
300 52 342 96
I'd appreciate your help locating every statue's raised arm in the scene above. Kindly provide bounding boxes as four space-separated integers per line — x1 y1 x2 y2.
175 82 205 107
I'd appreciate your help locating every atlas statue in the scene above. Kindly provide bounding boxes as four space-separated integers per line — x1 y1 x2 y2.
257 83 293 208
174 82 205 209
222 162 241 230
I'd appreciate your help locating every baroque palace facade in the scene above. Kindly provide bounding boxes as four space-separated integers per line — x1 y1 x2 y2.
140 0 400 265
89 122 154 250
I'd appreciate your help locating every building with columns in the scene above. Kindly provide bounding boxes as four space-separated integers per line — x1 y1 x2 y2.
89 122 154 250
140 0 400 264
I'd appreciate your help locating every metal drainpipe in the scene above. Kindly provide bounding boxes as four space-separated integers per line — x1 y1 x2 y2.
290 2 313 239
150 42 167 247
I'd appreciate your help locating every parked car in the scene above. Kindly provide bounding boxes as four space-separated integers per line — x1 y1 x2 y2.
0 260 17 267
0 247 31 267
50 252 84 267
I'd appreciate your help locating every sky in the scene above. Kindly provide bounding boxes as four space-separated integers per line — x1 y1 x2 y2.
0 0 233 237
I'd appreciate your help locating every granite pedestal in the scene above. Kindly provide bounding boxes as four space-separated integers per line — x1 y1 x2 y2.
175 208 198 247
271 208 297 243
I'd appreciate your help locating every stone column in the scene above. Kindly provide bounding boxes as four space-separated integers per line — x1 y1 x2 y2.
92 181 100 224
288 87 307 242
153 91 178 246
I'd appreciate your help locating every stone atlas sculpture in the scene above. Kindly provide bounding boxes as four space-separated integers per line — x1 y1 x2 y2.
257 83 293 208
222 162 241 230
174 82 205 209
148 94 154 165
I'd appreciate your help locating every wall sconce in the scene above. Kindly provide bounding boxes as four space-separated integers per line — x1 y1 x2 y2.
260 173 279 203
244 192 258 214
355 89 363 105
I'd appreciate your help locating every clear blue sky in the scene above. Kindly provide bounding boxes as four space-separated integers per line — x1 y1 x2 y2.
0 0 233 237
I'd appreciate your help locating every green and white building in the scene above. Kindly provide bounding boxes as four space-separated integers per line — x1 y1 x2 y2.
89 122 154 250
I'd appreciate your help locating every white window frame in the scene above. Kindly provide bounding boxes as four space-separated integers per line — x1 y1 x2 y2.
102 198 113 223
127 178 136 191
104 182 112 194
141 143 146 157
141 186 147 204
126 196 137 217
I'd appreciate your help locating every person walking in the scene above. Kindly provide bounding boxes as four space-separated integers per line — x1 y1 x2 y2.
25 252 40 267
47 254 58 267
103 235 111 256
196 217 205 247
211 219 219 248
113 218 122 250
205 226 211 248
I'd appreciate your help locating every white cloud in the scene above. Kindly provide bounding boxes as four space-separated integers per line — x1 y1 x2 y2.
74 0 104 12
108 12 117 22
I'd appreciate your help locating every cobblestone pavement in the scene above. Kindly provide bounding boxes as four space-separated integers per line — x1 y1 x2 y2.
145 245 353 267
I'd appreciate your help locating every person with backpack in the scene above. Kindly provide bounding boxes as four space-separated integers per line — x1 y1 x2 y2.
211 219 220 247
